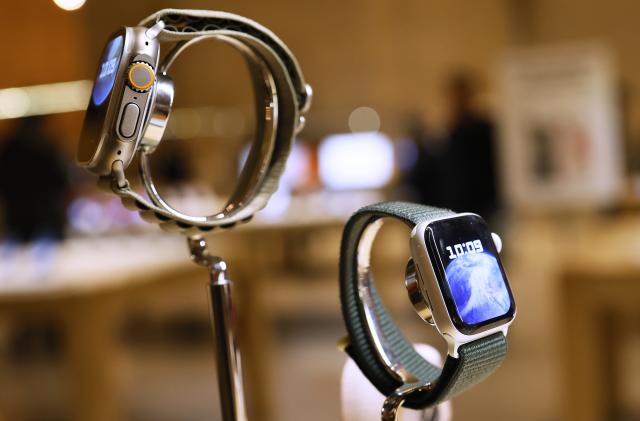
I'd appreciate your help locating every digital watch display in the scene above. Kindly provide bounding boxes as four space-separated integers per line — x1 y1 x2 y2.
426 214 515 333
92 35 124 106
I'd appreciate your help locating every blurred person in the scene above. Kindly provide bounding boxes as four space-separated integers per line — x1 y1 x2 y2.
155 142 192 186
398 112 447 207
0 116 70 242
0 116 70 280
440 71 500 219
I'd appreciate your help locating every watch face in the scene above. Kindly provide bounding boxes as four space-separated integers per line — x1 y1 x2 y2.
77 32 125 164
92 35 124 107
426 214 515 334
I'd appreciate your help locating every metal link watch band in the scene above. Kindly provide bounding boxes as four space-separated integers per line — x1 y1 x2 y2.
104 9 311 235
339 201 508 409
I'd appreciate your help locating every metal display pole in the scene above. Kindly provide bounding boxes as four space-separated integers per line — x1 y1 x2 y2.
188 235 248 421
75 10 310 421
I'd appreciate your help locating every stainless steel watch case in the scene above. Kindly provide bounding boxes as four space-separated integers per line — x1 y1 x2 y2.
80 26 161 175
408 213 516 358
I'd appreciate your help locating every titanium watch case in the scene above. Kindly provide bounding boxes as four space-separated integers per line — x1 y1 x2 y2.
76 10 312 232
78 26 162 175
408 213 516 358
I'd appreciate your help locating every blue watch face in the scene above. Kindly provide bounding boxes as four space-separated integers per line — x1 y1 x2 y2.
427 215 515 333
78 32 126 164
91 35 124 107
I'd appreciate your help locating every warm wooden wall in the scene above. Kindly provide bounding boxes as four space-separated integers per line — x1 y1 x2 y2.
2 0 640 166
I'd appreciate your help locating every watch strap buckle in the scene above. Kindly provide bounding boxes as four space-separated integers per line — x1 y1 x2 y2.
381 382 434 421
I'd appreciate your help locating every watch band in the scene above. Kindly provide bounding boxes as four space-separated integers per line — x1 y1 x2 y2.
339 201 508 409
139 9 310 109
104 9 311 235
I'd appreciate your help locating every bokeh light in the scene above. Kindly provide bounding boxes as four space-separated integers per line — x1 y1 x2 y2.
53 0 86 11
348 106 381 133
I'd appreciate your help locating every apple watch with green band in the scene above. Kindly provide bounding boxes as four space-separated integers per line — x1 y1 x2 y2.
339 201 516 419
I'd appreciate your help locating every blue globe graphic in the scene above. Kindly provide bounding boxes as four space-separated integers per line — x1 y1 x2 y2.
444 252 511 325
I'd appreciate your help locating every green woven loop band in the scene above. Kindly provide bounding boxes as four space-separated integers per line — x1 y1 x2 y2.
339 201 508 409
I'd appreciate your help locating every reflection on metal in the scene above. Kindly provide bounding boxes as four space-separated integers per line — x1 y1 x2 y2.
187 235 247 421
405 258 435 326
357 219 418 384
356 220 442 421
140 74 174 153
381 382 434 421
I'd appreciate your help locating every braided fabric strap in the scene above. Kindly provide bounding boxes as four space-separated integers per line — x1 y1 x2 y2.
103 10 311 235
98 177 252 235
139 9 311 109
339 201 508 409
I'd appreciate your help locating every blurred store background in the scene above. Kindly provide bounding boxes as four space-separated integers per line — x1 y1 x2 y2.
0 0 639 420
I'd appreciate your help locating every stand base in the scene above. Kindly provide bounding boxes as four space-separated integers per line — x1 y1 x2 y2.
340 344 452 421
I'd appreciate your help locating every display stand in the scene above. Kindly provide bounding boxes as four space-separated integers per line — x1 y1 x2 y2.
341 344 451 421
187 232 452 421
187 235 247 421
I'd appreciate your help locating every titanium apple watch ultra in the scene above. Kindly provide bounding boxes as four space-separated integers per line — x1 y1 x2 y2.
77 9 311 233
339 201 516 419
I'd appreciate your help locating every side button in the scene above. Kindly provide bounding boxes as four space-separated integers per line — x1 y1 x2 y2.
119 103 140 138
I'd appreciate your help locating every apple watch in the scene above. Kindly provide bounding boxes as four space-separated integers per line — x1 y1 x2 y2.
339 201 516 416
77 9 311 233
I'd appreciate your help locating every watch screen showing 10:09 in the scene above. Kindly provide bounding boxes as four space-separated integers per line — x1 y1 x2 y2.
429 215 512 327
445 240 483 260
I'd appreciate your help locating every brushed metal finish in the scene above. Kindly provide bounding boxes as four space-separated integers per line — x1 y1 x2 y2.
188 236 247 421
139 74 173 153
405 258 435 326
119 103 140 138
79 26 160 175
